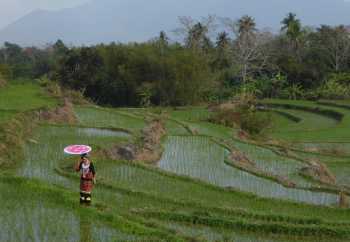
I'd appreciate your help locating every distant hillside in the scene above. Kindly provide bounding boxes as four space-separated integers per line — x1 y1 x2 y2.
0 0 350 46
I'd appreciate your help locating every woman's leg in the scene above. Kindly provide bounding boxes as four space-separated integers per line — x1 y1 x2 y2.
80 179 93 204
80 192 86 203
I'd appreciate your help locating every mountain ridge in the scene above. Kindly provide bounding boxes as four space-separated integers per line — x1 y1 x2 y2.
1 0 350 46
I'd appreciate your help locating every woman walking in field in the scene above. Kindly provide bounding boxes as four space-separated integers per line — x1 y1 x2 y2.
75 153 96 204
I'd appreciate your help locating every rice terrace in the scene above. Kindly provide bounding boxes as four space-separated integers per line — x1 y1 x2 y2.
0 79 350 241
2 1 350 241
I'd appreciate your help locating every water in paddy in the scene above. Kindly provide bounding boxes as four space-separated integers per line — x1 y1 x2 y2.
77 127 131 138
158 136 338 206
160 221 273 242
328 163 350 186
9 125 145 241
158 220 341 242
0 182 138 242
229 140 313 187
0 201 79 242
10 124 344 241
18 125 130 185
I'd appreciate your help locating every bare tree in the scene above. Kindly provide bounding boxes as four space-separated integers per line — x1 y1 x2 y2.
174 15 217 52
316 25 350 72
223 16 272 85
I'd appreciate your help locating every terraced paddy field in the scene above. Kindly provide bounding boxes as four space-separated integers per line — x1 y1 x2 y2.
1 83 350 241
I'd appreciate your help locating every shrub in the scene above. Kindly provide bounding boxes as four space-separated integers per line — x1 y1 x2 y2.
63 88 90 105
239 109 272 136
209 93 272 136
316 78 350 100
37 75 62 97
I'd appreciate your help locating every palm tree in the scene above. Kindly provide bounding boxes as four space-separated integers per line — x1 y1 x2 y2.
159 31 169 46
216 31 230 49
281 13 302 49
281 13 299 31
238 15 256 35
186 22 208 50
214 31 231 69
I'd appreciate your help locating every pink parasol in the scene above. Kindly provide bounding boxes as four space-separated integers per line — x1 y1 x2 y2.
64 145 92 155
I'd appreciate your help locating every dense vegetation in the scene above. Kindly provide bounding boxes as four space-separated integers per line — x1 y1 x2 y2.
1 13 350 107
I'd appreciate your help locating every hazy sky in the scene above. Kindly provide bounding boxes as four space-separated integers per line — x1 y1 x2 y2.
0 0 89 29
1 0 350 31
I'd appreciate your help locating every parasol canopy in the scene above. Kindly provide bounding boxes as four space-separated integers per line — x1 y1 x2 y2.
64 145 92 155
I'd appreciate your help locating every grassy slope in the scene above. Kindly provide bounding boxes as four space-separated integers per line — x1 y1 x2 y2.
0 83 57 111
0 83 57 125
262 99 350 142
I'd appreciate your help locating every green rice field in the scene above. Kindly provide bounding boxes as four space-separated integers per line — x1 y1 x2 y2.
1 83 350 241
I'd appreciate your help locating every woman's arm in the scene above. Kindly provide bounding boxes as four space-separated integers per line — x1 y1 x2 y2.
75 160 82 172
90 162 96 184
90 162 96 177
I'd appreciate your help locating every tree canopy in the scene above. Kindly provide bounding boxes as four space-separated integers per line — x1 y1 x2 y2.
1 14 350 105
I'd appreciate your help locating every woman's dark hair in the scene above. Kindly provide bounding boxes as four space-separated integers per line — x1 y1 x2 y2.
81 153 88 158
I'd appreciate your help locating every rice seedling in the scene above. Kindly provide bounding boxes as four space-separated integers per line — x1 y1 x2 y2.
187 121 236 139
0 83 57 111
74 106 145 131
263 99 350 142
158 136 338 205
153 219 317 242
165 119 190 135
0 179 146 242
3 83 350 241
18 125 130 186
225 140 313 187
169 107 211 122
271 108 338 133
5 122 349 241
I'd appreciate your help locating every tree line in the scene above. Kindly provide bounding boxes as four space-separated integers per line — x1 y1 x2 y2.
1 13 350 106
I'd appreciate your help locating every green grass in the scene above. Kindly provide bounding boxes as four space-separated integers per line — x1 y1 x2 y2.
267 110 300 131
168 107 211 122
188 121 235 138
291 142 350 157
0 83 57 111
165 119 190 135
0 110 17 124
262 99 350 142
74 106 146 132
